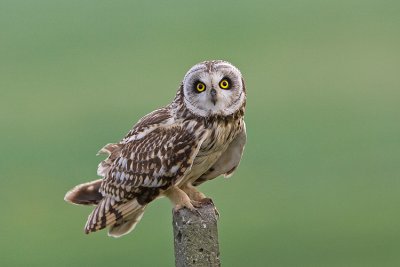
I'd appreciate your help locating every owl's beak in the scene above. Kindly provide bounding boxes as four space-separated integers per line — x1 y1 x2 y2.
210 88 217 105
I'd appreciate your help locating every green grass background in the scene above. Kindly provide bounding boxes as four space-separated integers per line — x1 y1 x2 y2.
1 0 399 266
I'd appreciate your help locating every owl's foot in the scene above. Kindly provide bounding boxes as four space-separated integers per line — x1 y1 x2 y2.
189 200 206 208
181 185 219 216
165 186 199 214
181 184 207 202
198 197 214 205
174 202 197 213
187 198 219 218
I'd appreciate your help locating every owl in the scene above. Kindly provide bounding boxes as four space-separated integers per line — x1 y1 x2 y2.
64 60 247 237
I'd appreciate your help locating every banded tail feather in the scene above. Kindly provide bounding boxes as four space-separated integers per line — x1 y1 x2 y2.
108 206 146 237
84 197 145 237
65 180 146 237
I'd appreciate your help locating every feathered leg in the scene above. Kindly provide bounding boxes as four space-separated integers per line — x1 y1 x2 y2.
181 184 219 216
181 184 206 201
165 186 199 211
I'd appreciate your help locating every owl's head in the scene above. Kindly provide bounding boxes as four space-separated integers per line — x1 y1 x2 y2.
181 60 246 117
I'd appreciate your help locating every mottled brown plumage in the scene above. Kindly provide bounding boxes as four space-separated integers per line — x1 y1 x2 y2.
65 60 247 237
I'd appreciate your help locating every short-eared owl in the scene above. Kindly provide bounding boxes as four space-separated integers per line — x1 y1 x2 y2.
65 60 247 237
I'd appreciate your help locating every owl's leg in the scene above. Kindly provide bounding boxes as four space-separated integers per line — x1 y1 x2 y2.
165 186 197 212
181 184 220 217
181 184 206 202
181 184 218 216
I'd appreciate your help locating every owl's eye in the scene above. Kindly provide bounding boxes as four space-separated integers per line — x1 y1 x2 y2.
195 82 206 92
219 79 230 89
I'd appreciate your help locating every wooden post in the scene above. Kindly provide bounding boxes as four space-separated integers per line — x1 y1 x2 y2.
172 202 221 267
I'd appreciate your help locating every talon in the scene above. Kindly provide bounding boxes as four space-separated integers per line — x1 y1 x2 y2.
186 202 196 212
191 200 203 208
199 197 214 205
174 201 195 212
181 184 207 202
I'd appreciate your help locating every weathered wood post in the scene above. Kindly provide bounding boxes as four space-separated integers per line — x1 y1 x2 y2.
172 202 221 267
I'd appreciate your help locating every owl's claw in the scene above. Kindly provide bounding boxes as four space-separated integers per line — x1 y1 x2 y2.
198 197 213 205
166 186 217 217
173 201 195 212
173 201 202 217
191 198 219 218
190 200 203 208
190 200 204 217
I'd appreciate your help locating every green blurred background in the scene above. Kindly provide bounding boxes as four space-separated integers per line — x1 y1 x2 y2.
1 0 399 266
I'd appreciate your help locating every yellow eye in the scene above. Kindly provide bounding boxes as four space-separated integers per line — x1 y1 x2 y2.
219 79 230 89
196 82 206 92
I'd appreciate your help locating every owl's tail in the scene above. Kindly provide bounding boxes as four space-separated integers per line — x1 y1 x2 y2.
108 205 146 237
84 197 146 238
65 180 146 237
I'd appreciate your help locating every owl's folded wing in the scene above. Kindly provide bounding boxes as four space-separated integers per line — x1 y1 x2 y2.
97 115 207 201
